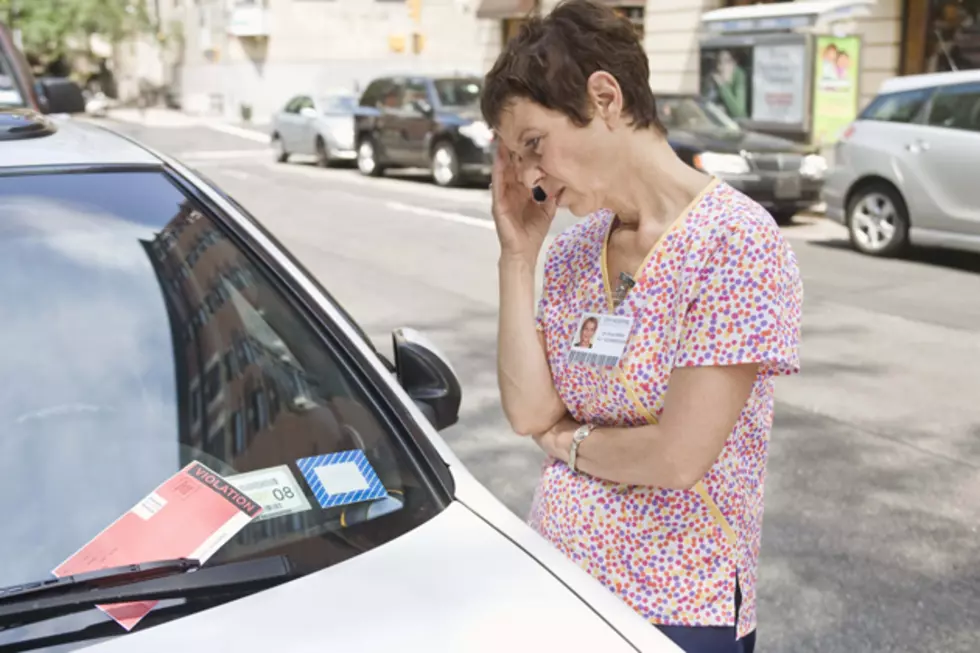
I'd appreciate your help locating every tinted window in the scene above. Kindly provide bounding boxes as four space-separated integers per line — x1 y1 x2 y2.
360 79 400 108
433 77 482 108
0 171 442 650
926 82 980 132
401 78 430 112
860 87 933 123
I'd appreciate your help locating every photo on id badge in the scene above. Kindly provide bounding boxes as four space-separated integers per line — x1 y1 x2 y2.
569 312 632 367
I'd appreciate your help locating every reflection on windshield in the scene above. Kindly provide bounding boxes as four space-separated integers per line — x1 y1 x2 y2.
0 171 439 651
433 78 481 107
659 97 742 133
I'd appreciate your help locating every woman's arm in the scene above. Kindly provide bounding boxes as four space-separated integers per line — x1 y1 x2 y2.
498 254 567 436
533 363 758 489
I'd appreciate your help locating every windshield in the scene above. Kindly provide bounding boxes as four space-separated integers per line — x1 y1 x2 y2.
0 51 25 108
318 95 357 114
0 170 442 650
432 78 481 108
658 96 742 133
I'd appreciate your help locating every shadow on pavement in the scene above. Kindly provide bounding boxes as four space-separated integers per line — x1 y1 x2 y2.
810 238 980 275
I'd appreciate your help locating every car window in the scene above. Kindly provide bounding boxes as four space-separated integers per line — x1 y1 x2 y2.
0 51 25 108
401 79 429 112
432 77 481 108
284 96 303 113
925 82 980 133
318 94 357 114
658 96 741 133
360 78 395 108
860 87 933 123
297 96 314 112
0 170 443 650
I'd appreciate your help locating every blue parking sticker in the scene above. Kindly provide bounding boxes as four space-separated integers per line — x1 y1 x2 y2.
295 450 387 509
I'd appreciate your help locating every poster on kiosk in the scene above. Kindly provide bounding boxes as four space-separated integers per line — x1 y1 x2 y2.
698 0 869 147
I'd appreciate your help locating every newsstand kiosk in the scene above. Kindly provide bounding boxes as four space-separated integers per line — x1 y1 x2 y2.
698 0 873 149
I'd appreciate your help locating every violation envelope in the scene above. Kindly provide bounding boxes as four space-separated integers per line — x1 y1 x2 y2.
52 462 262 631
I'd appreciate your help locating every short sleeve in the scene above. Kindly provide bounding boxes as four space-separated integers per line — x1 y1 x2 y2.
674 219 802 376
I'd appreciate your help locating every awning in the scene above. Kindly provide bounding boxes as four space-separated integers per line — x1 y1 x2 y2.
475 0 536 19
701 0 875 34
475 0 645 19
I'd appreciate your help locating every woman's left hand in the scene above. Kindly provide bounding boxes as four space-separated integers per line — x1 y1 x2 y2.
532 416 575 463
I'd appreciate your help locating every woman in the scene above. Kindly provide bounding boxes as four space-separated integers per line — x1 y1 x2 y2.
481 2 803 652
574 316 598 348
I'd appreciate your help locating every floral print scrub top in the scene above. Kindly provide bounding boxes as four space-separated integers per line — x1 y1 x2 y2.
530 179 803 639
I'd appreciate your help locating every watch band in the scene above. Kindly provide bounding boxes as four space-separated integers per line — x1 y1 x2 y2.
569 424 595 473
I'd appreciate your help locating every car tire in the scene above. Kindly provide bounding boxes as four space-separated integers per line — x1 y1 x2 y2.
846 182 909 257
272 133 288 163
431 142 461 188
315 136 330 168
357 137 383 177
771 210 796 226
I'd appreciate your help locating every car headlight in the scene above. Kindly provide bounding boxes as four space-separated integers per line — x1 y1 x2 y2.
459 120 493 148
693 151 750 175
800 153 828 179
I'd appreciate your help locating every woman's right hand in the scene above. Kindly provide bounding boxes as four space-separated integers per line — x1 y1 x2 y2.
491 142 557 262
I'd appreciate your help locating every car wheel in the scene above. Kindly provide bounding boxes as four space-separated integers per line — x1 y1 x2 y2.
357 137 383 177
272 133 288 163
431 142 460 188
315 137 330 168
846 183 909 257
771 210 796 226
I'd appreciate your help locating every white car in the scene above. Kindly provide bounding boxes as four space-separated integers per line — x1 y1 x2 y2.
0 109 681 652
271 92 358 167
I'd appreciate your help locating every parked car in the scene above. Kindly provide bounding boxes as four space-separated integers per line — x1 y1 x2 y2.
658 94 827 225
822 69 980 257
270 91 359 167
353 74 493 187
0 108 681 653
1 21 86 115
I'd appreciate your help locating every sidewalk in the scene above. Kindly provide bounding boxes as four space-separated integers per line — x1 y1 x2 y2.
106 107 270 133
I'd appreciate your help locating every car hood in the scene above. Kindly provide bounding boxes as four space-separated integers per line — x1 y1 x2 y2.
668 127 806 154
81 503 679 653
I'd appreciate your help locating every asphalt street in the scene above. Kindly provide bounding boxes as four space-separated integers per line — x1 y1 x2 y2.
101 114 979 653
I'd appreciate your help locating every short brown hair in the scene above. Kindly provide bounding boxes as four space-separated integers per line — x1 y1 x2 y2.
481 0 664 134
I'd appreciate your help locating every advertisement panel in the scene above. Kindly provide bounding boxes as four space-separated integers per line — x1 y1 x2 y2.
700 45 753 120
812 35 862 145
751 42 807 124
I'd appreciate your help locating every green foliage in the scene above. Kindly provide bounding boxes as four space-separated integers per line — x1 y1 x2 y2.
1 0 152 67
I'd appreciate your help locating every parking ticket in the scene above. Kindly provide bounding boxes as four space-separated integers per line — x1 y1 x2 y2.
52 462 262 631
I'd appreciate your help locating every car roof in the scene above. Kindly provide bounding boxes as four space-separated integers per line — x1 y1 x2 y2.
0 111 159 170
878 69 980 95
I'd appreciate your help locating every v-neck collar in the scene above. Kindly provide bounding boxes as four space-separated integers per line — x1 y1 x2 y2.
599 177 720 312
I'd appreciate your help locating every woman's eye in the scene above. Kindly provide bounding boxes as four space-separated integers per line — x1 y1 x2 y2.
526 137 541 151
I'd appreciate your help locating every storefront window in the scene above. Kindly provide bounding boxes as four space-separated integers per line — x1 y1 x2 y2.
903 0 980 74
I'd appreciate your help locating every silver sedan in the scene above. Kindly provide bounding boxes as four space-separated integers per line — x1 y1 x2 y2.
271 93 358 167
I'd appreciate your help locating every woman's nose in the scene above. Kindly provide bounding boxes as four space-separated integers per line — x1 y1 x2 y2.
518 163 542 191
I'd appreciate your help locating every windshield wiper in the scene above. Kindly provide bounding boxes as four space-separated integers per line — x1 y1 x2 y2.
0 555 295 630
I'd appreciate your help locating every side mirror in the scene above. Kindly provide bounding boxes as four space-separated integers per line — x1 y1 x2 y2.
300 106 319 119
412 99 433 116
35 77 86 115
392 328 461 431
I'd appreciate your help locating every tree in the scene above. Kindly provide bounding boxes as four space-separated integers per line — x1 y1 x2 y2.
1 0 151 74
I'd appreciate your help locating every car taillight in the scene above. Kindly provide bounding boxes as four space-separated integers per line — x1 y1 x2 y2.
841 123 856 141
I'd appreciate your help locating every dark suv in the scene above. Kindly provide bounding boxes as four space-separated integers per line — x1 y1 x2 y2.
353 75 493 187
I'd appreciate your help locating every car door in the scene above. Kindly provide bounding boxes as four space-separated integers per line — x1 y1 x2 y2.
905 81 980 236
375 78 406 164
276 96 304 151
291 95 318 156
395 77 435 167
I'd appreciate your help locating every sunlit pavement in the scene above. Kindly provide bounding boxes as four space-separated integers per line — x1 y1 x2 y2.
95 115 980 653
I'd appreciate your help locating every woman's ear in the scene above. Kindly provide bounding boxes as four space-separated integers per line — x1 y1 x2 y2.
586 71 624 126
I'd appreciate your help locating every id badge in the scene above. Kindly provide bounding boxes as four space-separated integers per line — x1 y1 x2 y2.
568 312 634 367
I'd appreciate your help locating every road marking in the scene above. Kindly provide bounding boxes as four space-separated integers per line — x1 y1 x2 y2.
178 149 270 161
205 122 270 143
385 201 495 231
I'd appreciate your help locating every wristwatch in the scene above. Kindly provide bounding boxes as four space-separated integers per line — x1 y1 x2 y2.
569 424 596 473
